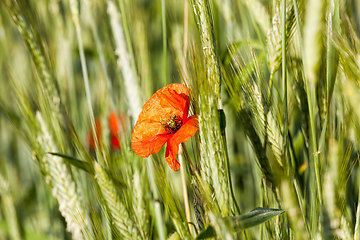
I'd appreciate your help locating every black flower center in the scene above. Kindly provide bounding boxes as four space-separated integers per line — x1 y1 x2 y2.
162 114 182 133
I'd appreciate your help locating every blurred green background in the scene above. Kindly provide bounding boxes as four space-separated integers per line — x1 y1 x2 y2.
1 0 360 239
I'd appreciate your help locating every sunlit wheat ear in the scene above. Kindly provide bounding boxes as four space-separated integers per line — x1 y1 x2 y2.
267 5 281 81
8 3 60 113
243 0 270 34
36 112 87 240
0 173 22 240
303 0 326 86
279 180 308 240
251 82 284 168
267 0 296 90
191 0 234 217
223 53 284 182
94 162 141 239
334 33 360 86
197 78 234 217
191 0 221 97
287 58 309 144
132 169 150 238
151 158 192 239
337 145 354 238
107 0 141 124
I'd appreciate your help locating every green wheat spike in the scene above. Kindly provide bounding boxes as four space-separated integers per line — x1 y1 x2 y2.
94 162 141 239
243 0 270 34
304 0 326 86
224 54 284 183
36 112 88 240
132 169 150 239
0 173 22 240
267 0 296 81
191 0 233 217
8 2 60 114
150 155 193 239
107 0 141 123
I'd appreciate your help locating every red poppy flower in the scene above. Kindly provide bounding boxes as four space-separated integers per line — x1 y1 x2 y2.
87 118 102 151
109 110 122 150
131 84 198 171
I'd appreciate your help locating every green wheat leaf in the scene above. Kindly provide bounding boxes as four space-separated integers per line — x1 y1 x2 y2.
227 207 285 229
48 152 94 175
196 208 285 239
196 226 216 239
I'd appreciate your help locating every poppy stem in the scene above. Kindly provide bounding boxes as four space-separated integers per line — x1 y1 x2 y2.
179 145 193 236
181 143 197 173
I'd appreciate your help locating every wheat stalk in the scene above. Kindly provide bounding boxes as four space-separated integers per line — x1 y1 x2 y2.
107 0 141 124
94 162 141 239
36 112 88 240
191 0 234 217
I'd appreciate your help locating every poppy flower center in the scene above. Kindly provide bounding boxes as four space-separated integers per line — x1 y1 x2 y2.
162 114 182 134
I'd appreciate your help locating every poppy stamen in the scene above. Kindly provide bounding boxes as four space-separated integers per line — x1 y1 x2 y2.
162 114 183 133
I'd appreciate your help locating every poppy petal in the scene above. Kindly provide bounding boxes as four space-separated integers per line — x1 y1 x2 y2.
165 115 198 171
109 110 120 136
87 118 102 151
132 134 171 158
158 86 190 120
111 135 121 150
131 84 190 155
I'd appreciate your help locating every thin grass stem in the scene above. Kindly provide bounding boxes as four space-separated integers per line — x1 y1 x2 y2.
181 143 196 172
85 1 115 109
162 0 167 85
118 0 138 78
69 0 102 161
147 159 167 240
292 0 304 57
183 0 189 75
179 145 193 236
0 174 22 240
282 0 288 162
355 168 360 239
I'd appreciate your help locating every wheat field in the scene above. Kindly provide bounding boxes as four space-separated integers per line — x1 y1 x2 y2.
1 0 360 239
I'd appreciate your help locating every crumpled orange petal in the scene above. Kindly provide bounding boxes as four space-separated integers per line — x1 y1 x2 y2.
131 84 190 156
132 134 170 157
165 115 199 171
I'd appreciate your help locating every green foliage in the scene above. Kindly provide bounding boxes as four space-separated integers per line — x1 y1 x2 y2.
1 0 360 239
